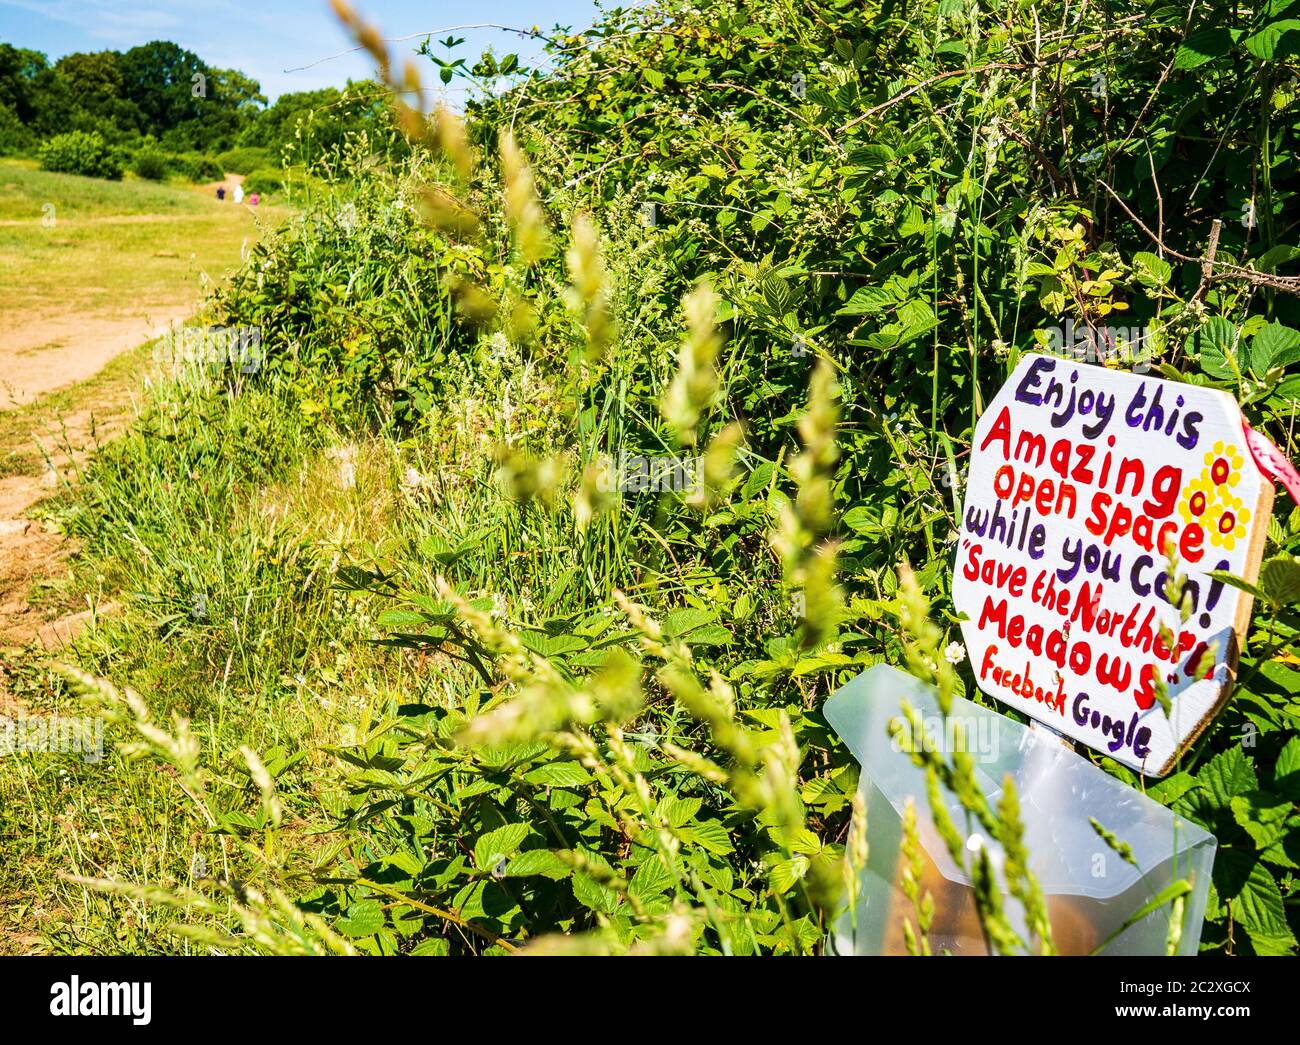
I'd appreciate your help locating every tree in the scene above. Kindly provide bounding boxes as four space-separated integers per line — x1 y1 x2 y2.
239 82 400 167
173 67 266 150
212 67 265 113
56 50 123 109
55 50 141 137
119 40 210 136
0 44 49 124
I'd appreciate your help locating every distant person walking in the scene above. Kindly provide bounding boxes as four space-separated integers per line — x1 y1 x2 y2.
216 186 225 201
249 192 260 206
233 183 245 205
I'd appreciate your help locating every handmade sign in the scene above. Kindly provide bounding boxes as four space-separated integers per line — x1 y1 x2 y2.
952 353 1274 776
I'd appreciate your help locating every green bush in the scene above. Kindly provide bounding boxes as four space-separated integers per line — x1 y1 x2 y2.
242 167 283 195
38 130 123 180
133 147 168 181
0 102 34 156
215 153 467 428
187 155 224 182
215 145 275 174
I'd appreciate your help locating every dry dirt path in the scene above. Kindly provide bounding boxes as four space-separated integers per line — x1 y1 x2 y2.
0 363 138 650
0 307 190 410
0 172 270 651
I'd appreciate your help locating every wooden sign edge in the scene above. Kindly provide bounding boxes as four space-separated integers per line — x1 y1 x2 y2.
1152 410 1275 777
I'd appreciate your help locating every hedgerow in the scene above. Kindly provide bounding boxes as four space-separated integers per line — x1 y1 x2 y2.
18 0 1300 956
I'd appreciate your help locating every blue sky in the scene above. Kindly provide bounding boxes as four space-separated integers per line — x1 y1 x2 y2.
0 1 604 100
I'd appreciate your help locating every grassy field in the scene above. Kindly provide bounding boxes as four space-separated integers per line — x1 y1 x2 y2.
0 159 282 324
0 164 298 952
0 159 213 220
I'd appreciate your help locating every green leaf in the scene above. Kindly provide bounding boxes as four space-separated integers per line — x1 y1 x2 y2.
788 826 826 855
741 461 774 501
1260 555 1300 606
1260 836 1300 869
1037 274 1066 314
1198 746 1258 810
769 854 810 895
1254 244 1300 274
663 607 715 636
843 502 898 537
629 855 674 899
518 631 589 656
1272 736 1300 802
474 823 530 870
1230 791 1293 849
898 203 928 237
1251 322 1300 371
684 624 734 646
336 899 384 938
1244 19 1300 60
760 273 794 315
655 795 702 827
521 760 593 787
502 849 570 880
837 286 894 316
1192 316 1241 379
572 870 621 913
1173 27 1236 69
1132 251 1173 286
1231 861 1297 954
380 851 423 877
389 903 423 937
1207 568 1269 604
847 143 896 168
674 818 733 854
408 594 459 621
1147 771 1198 805
378 609 433 629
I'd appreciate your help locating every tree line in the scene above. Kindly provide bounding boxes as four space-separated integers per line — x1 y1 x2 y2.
0 39 400 176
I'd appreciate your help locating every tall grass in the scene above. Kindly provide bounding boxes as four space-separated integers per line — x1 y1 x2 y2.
4 0 1299 956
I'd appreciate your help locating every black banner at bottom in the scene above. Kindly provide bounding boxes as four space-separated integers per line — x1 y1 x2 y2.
0 955 1285 1029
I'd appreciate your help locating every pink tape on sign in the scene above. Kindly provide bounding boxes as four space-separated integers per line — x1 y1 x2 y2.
1243 419 1300 507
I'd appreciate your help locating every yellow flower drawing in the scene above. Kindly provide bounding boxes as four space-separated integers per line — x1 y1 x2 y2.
1207 488 1251 550
1203 439 1244 491
1178 473 1217 525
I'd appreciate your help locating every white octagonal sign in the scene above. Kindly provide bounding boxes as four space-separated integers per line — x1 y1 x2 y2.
952 353 1274 775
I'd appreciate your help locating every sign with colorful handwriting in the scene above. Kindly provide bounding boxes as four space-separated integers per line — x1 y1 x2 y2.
952 354 1274 776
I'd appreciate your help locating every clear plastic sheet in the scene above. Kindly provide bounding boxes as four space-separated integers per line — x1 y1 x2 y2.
825 664 1216 955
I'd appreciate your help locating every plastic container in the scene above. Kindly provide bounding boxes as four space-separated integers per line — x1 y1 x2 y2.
824 664 1216 955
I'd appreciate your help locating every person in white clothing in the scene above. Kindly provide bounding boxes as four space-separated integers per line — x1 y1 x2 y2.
233 183 245 204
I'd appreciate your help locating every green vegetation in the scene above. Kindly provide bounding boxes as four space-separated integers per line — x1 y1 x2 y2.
38 130 121 180
0 158 209 219
0 38 406 183
186 155 224 182
214 146 275 174
241 168 285 196
132 145 168 182
2 0 1300 957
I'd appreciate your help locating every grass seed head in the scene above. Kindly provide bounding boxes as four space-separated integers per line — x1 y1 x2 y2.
661 280 721 447
566 212 612 362
434 105 473 181
499 130 550 264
